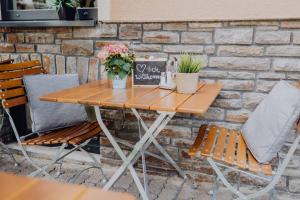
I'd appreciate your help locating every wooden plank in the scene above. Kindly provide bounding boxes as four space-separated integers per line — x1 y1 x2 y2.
60 122 99 143
101 87 155 108
79 189 135 200
0 67 44 80
69 126 101 145
150 83 205 112
224 129 237 165
40 80 108 103
213 127 228 161
247 150 259 173
237 133 247 169
188 124 207 157
201 125 218 156
261 164 273 176
0 88 25 100
125 88 171 110
0 79 23 89
0 60 40 71
2 96 27 108
177 83 223 114
79 89 125 105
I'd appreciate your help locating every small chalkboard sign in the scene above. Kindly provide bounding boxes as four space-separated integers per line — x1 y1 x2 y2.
133 58 167 86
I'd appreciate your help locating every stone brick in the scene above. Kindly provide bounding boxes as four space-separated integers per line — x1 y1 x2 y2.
288 178 300 193
181 32 212 44
171 138 193 148
215 28 253 44
204 45 215 54
273 58 300 72
0 54 10 61
218 91 241 99
287 73 300 80
258 72 285 79
230 21 279 26
143 32 179 44
225 110 249 123
73 24 117 38
188 22 223 29
217 80 255 91
42 54 56 74
0 33 4 42
292 31 300 44
66 57 77 74
143 23 162 30
56 55 65 74
209 57 270 70
15 44 35 53
37 44 60 54
213 99 242 109
217 45 264 56
163 45 204 53
163 23 187 31
30 53 42 62
255 31 291 44
95 40 130 50
49 27 72 39
10 54 30 62
196 107 225 120
257 80 277 92
243 92 266 110
88 57 100 82
281 21 300 28
131 44 161 52
24 33 54 43
0 43 15 52
256 26 279 31
135 52 168 59
266 46 300 57
6 33 24 43
62 40 93 56
227 71 256 79
199 70 227 78
161 126 192 139
77 57 89 84
119 24 142 40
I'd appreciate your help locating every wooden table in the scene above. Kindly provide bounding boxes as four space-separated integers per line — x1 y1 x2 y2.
41 80 222 200
0 172 135 200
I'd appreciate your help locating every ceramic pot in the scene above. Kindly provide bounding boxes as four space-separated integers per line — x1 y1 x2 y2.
58 7 76 20
175 73 199 94
112 75 127 89
77 8 97 20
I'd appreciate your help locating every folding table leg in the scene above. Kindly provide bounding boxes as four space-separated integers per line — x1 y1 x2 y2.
131 108 187 178
94 106 174 200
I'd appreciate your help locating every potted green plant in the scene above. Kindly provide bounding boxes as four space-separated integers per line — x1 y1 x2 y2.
97 44 135 89
175 54 203 94
52 0 77 20
77 0 97 20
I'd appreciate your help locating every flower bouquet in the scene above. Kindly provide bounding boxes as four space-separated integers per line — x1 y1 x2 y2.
98 44 135 89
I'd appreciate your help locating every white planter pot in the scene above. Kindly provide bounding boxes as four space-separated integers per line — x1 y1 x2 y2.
112 75 127 89
175 73 199 94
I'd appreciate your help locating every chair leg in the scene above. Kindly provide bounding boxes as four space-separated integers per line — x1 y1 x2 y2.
209 173 219 200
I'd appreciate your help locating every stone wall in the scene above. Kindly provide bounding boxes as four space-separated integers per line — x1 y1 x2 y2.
1 20 300 193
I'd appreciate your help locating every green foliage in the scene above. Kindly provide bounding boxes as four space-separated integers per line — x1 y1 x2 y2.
104 53 135 80
178 54 203 73
51 0 77 9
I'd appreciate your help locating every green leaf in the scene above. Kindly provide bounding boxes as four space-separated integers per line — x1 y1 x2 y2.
123 63 132 71
107 71 115 80
118 70 127 79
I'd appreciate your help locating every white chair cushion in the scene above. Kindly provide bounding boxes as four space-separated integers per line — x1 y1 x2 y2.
23 74 88 133
242 80 300 163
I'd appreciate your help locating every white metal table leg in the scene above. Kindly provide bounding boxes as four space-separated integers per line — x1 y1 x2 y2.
131 108 187 178
94 106 174 200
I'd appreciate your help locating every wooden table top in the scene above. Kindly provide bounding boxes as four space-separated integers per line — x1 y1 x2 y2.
0 172 135 200
40 80 223 114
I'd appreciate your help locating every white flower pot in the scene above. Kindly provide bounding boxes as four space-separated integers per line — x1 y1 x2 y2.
175 73 199 94
112 75 127 89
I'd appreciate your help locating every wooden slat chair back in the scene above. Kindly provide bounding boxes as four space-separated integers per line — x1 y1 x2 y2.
188 81 300 200
0 60 106 180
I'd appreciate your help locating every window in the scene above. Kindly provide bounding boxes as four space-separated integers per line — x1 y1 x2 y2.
1 0 58 20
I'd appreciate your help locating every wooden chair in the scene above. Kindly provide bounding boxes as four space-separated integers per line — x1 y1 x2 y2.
0 60 107 181
188 83 300 200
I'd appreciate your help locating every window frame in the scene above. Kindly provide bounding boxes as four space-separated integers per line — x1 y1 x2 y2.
1 0 59 21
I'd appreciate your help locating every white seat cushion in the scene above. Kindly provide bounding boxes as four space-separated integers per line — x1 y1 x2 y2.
242 80 300 163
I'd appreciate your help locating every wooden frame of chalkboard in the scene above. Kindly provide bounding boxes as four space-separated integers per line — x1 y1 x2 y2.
132 58 167 87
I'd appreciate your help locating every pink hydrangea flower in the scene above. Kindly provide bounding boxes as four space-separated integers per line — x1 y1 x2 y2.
97 44 129 62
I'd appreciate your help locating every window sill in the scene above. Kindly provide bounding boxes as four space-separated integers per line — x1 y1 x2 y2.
0 20 96 27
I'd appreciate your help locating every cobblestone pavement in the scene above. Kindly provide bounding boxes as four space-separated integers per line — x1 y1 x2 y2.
0 153 299 200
